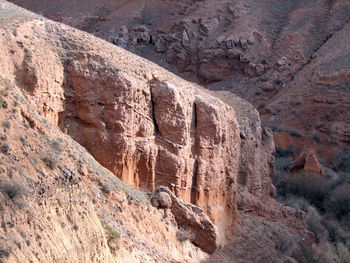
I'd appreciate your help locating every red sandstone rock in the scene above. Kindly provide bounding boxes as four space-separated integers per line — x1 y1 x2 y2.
0 1 313 262
289 152 324 174
10 0 350 164
154 186 218 254
155 191 172 209
0 3 241 246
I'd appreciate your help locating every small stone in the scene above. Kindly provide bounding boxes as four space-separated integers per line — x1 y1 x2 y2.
3 121 11 129
1 144 9 154
240 54 250 63
276 57 290 72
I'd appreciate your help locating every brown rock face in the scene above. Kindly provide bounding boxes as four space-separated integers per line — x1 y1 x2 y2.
10 0 350 163
213 91 277 202
289 152 324 174
153 186 218 254
0 2 312 262
0 1 240 245
0 73 209 263
63 67 240 243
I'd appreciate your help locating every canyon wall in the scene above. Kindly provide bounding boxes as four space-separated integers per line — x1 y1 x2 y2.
0 1 241 244
11 0 350 164
0 1 311 262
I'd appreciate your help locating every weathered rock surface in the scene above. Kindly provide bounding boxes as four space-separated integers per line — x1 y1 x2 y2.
1 2 241 246
212 91 277 202
0 3 213 262
62 56 241 244
152 186 218 254
10 0 350 166
0 0 240 248
152 191 172 209
0 77 208 263
0 1 313 262
289 151 324 174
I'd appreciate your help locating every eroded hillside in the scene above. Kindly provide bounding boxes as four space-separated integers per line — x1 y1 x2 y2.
0 1 335 262
10 0 350 167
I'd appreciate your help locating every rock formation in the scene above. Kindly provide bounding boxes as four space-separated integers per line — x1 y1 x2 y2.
212 91 277 202
152 186 218 254
0 1 314 262
10 0 350 167
289 152 324 174
0 14 241 242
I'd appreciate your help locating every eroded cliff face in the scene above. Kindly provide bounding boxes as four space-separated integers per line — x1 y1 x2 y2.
11 0 350 165
0 80 111 262
0 0 240 246
0 1 312 262
213 92 276 201
0 5 213 263
0 76 211 263
63 60 240 242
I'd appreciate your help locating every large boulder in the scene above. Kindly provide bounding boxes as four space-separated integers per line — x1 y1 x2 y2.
153 186 218 254
289 152 324 174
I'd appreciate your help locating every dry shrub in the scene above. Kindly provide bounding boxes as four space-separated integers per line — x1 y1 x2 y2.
325 184 350 219
292 242 330 263
0 181 25 200
276 172 331 209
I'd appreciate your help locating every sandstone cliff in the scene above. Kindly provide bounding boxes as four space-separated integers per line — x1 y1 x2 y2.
0 1 312 262
13 0 350 167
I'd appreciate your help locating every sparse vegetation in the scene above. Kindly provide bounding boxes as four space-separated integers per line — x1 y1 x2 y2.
288 129 302 137
40 137 62 170
100 219 120 253
0 94 7 109
45 137 62 154
0 181 25 200
332 150 350 173
274 146 350 263
324 184 350 219
276 172 331 209
275 146 294 158
96 164 149 204
274 229 292 253
337 242 350 263
42 156 57 169
0 144 9 154
292 241 329 263
0 76 15 109
100 183 111 195
0 247 10 260
0 90 8 109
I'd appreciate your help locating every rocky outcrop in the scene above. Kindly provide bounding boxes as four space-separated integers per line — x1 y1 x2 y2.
0 74 209 263
0 0 240 245
211 91 276 202
63 65 240 244
289 152 324 174
0 1 312 262
10 0 350 165
152 186 218 254
108 17 265 82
